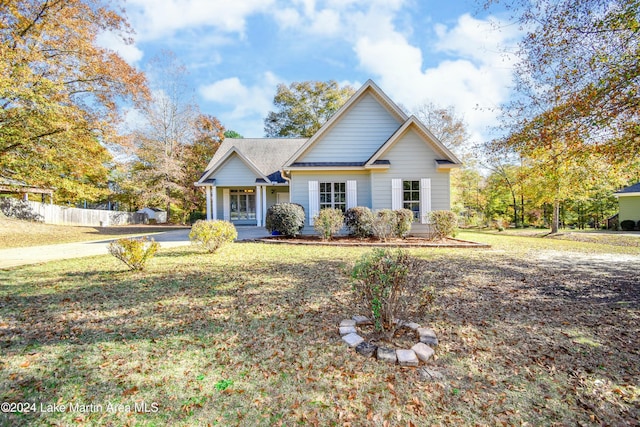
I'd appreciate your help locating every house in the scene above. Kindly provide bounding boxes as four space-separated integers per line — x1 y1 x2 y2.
614 182 640 228
136 207 167 224
195 80 461 235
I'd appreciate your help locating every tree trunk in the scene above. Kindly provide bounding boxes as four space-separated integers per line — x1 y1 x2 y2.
551 199 560 234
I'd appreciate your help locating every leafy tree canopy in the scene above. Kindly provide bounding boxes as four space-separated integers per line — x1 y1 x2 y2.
264 80 355 138
224 130 243 139
0 0 148 202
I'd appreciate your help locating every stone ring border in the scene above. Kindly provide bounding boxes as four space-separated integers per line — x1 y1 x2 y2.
340 316 438 367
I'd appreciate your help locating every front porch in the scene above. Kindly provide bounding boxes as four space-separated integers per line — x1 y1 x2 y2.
201 183 290 227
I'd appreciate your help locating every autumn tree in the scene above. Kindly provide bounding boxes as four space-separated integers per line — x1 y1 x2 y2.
413 102 470 155
182 114 225 215
264 80 355 137
0 0 148 202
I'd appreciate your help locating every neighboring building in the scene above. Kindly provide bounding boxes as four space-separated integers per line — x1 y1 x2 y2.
136 207 167 224
614 182 640 227
195 80 462 235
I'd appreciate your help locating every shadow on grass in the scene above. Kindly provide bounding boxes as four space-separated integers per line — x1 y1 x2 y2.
1 246 638 425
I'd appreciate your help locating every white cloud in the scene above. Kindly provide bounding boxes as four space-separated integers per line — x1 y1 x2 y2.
96 32 144 64
126 0 275 41
199 73 282 136
352 12 522 143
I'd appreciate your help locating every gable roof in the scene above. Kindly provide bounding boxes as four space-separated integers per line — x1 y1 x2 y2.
615 182 640 196
365 115 462 167
284 79 408 168
197 138 306 185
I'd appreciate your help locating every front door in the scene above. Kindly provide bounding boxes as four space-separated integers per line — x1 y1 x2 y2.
229 189 256 222
277 192 290 203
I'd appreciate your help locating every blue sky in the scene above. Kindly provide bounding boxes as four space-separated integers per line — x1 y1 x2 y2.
101 0 523 144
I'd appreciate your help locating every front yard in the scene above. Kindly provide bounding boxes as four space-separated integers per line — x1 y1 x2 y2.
1 232 638 425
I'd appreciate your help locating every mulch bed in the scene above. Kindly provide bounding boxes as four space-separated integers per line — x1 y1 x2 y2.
253 235 490 248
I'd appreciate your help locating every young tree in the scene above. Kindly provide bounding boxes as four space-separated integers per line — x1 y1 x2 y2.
264 80 355 137
131 52 197 220
0 0 148 201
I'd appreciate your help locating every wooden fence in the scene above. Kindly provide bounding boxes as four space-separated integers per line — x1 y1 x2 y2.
3 199 147 226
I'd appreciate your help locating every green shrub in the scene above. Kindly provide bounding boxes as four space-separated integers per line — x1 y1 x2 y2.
265 203 305 237
108 237 160 271
371 209 396 241
188 211 207 224
344 206 375 238
313 208 344 240
620 220 636 231
189 220 237 253
394 208 414 238
429 210 458 239
350 249 419 337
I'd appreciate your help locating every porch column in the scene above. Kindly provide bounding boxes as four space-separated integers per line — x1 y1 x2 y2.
206 186 212 220
211 186 217 220
262 186 267 226
256 185 262 227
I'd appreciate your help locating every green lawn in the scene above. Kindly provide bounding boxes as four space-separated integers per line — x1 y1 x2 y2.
1 234 638 425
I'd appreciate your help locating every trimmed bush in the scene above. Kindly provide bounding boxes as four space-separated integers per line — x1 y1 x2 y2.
313 208 344 240
394 208 414 238
350 249 420 337
108 237 159 271
371 209 396 241
620 219 636 231
265 203 305 237
429 210 458 239
344 206 374 238
189 220 237 253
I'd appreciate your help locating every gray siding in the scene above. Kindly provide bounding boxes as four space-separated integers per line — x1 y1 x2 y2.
290 171 372 223
371 129 451 211
298 93 401 163
212 155 260 187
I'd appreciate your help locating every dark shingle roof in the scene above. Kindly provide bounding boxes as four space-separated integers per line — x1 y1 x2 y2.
616 182 640 194
204 138 307 183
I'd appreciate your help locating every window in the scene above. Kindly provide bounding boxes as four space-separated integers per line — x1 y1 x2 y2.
403 180 420 220
319 182 346 212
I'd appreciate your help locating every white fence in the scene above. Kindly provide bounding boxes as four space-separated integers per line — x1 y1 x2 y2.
4 199 147 226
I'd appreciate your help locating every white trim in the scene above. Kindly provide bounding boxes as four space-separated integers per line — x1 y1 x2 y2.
615 192 640 197
308 180 319 226
391 179 402 210
222 188 230 221
365 116 462 167
211 186 217 220
346 180 357 209
420 178 432 224
262 186 267 226
256 185 262 227
205 187 212 221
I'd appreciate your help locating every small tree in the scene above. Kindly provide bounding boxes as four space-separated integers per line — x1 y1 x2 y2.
313 208 344 240
350 249 420 339
189 220 237 253
108 237 160 271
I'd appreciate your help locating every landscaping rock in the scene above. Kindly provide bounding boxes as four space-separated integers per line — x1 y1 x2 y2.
355 342 377 358
419 367 445 382
340 319 356 328
404 322 421 331
417 327 438 346
396 349 419 367
352 315 371 325
339 326 357 335
377 347 397 364
412 342 435 362
342 333 364 348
